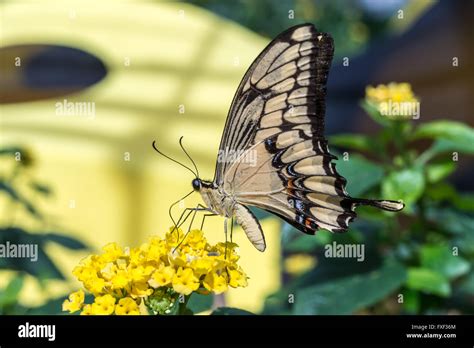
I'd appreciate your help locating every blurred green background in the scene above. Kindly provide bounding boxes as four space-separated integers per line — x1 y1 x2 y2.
1 0 473 314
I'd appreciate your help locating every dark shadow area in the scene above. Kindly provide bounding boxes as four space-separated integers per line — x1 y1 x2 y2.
0 44 107 104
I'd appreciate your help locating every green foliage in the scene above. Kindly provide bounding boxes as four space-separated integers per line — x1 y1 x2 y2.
412 120 474 154
0 146 89 314
187 292 214 313
420 245 470 280
382 167 425 211
264 96 474 315
294 260 406 314
335 153 384 196
189 0 395 58
0 276 24 312
211 307 255 315
406 268 451 297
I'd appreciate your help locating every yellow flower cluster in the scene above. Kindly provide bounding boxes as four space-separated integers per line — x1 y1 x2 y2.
62 228 248 315
366 82 418 104
365 82 420 120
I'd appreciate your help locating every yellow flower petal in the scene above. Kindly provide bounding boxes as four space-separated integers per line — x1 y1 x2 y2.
115 297 140 315
62 289 85 313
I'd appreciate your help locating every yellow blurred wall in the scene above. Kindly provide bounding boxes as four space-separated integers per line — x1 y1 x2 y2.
0 0 281 312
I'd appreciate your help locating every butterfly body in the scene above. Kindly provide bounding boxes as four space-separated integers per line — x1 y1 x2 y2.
184 24 404 252
194 179 233 217
193 178 267 251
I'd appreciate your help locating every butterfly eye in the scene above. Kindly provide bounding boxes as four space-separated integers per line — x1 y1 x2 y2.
192 178 201 191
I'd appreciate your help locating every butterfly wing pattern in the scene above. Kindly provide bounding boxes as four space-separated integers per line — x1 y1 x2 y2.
211 24 404 251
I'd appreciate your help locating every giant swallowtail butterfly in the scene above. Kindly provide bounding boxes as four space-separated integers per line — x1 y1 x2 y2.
156 24 404 252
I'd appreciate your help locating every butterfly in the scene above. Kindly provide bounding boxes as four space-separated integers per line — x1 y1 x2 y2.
155 23 404 252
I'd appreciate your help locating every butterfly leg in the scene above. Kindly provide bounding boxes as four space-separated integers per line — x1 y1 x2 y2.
224 218 230 259
200 213 218 230
186 203 210 232
172 205 209 252
230 216 234 243
175 204 208 230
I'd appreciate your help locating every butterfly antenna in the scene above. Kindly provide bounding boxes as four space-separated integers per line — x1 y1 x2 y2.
179 136 200 178
152 140 197 177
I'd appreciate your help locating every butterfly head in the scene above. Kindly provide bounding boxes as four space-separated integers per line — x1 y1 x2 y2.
192 178 201 191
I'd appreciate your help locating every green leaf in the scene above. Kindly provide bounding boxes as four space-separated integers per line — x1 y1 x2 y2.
420 245 470 279
431 210 474 255
426 185 474 212
426 208 474 236
0 227 65 280
382 167 424 210
43 233 88 250
426 161 456 183
0 275 24 307
431 138 474 155
425 182 457 202
412 121 474 154
335 154 384 196
401 288 420 314
284 234 329 253
0 182 42 218
361 100 391 127
186 293 213 313
211 307 255 315
0 147 24 156
458 269 474 295
452 194 474 212
30 182 52 196
329 134 377 154
293 260 406 314
406 268 451 297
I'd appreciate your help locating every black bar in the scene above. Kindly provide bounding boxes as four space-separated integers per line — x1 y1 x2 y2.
0 315 472 346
